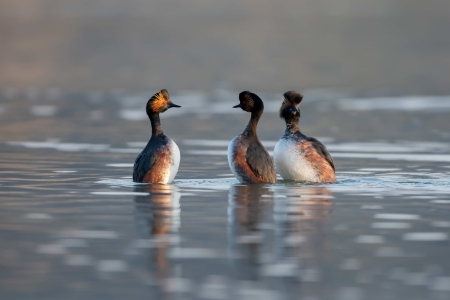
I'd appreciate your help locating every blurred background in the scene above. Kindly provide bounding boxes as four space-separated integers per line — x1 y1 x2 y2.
1 2 450 300
1 0 450 94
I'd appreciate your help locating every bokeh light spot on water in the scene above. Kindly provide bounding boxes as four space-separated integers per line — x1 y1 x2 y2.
402 232 448 242
25 213 53 220
371 222 412 229
56 230 119 239
374 214 421 220
30 105 58 117
106 163 134 167
168 248 221 259
360 205 383 210
90 191 150 196
354 235 385 244
96 260 129 273
431 200 450 204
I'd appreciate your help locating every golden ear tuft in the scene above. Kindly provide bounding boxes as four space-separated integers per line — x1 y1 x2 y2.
150 90 169 112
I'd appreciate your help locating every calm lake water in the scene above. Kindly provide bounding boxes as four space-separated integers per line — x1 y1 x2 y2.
1 90 450 300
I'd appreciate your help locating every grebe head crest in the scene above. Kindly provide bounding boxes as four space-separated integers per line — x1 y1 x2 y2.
233 91 263 112
146 89 181 115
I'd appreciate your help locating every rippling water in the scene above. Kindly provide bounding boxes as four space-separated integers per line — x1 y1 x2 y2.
1 92 450 300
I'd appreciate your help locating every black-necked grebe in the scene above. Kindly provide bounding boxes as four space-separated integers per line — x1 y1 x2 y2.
273 91 335 183
228 91 277 184
133 89 181 184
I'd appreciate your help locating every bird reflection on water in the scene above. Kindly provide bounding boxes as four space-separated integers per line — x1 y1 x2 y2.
133 185 180 282
228 184 272 281
273 187 333 264
228 184 333 281
131 182 333 298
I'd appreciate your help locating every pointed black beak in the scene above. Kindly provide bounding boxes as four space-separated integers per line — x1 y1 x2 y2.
168 102 181 108
233 103 242 108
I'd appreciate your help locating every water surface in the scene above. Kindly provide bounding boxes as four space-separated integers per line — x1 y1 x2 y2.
1 93 450 300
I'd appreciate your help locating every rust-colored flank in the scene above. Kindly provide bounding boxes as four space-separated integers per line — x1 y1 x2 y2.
142 145 172 184
298 140 336 183
233 146 267 184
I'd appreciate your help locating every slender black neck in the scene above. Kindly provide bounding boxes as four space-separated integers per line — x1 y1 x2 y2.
243 109 263 136
149 113 164 136
284 116 300 134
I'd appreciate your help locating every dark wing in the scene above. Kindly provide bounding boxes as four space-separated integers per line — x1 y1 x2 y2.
246 142 277 183
133 138 165 182
133 151 157 182
306 137 335 171
132 152 143 182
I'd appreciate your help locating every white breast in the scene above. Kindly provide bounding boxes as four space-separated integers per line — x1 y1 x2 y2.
167 139 180 183
273 138 319 182
227 136 245 183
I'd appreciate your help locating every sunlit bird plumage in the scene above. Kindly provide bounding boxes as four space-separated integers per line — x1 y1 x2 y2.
133 89 181 184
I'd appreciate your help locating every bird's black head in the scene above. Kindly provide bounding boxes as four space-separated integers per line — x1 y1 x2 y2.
233 91 264 113
279 90 303 120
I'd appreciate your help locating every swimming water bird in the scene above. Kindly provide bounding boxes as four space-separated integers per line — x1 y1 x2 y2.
133 89 181 184
273 91 336 183
228 91 277 184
